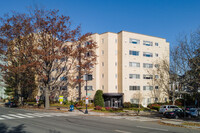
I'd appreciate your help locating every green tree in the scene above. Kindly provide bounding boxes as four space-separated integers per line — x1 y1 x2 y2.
94 90 104 107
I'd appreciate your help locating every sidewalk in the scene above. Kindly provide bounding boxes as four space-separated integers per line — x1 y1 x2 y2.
160 118 200 130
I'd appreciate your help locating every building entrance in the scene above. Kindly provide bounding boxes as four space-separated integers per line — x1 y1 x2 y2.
103 93 123 108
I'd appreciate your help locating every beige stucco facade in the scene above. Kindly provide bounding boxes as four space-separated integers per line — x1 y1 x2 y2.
46 31 169 107
83 31 169 107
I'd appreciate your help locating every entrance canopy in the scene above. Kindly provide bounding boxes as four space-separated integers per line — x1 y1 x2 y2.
103 93 124 108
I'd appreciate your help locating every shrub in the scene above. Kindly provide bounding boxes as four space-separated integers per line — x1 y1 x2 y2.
95 106 102 110
147 103 161 111
77 100 84 106
94 90 104 107
101 108 106 111
123 102 131 108
63 100 69 105
131 103 144 108
105 107 112 111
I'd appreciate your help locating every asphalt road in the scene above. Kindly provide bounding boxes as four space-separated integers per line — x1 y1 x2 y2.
0 106 199 133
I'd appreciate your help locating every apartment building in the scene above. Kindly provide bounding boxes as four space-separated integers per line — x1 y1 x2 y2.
82 31 169 107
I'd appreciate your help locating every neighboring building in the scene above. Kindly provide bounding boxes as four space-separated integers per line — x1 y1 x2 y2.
81 31 170 107
0 60 7 99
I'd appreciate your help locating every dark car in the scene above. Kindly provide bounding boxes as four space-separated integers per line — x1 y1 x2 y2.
5 101 17 108
185 106 196 111
186 108 199 117
163 109 190 119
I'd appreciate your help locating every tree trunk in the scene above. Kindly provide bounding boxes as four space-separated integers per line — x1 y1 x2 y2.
172 98 176 105
45 86 49 109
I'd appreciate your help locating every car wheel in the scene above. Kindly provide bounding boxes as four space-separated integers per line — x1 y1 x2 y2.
8 105 11 108
188 115 191 118
175 115 178 119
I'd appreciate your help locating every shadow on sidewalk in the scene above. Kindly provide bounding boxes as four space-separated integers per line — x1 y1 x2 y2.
75 107 85 114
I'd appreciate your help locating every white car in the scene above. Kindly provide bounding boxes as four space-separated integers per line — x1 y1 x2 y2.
159 105 180 113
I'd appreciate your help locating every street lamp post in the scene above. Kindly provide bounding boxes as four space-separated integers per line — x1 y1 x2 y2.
84 74 92 114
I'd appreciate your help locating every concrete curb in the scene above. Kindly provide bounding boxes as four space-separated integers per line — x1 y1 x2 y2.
160 120 200 130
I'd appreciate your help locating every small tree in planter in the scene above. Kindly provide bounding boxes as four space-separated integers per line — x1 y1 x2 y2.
94 90 104 107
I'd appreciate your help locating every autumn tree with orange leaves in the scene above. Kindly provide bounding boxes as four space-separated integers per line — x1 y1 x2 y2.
0 9 97 109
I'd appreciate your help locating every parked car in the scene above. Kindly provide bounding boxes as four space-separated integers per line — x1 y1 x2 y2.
159 105 180 113
5 101 17 108
163 108 190 119
186 108 199 117
185 106 196 111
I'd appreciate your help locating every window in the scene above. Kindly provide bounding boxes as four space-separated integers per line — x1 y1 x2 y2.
85 51 92 57
102 85 104 90
87 74 93 80
102 74 104 78
61 58 65 62
115 50 117 55
143 41 153 46
155 43 159 46
165 98 167 102
115 39 117 43
130 99 139 104
61 66 66 71
85 86 93 91
102 62 104 66
84 41 91 47
129 38 140 44
84 74 93 80
60 86 67 90
129 50 139 56
129 62 140 67
143 74 153 79
143 63 153 68
143 86 153 91
155 98 158 102
115 62 117 66
60 77 67 81
155 86 159 89
115 85 117 89
102 39 104 43
155 75 159 79
129 86 140 91
143 52 153 57
115 74 117 78
102 50 104 55
147 98 151 104
155 64 159 68
76 86 79 90
155 53 159 57
52 77 55 81
129 74 140 79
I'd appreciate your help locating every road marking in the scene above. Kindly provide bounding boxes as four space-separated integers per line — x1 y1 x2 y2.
0 117 5 120
16 113 35 118
25 113 49 117
136 126 168 132
1 115 15 119
115 130 131 133
8 114 25 118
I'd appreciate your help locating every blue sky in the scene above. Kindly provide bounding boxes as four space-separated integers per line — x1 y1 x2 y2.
0 0 200 48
